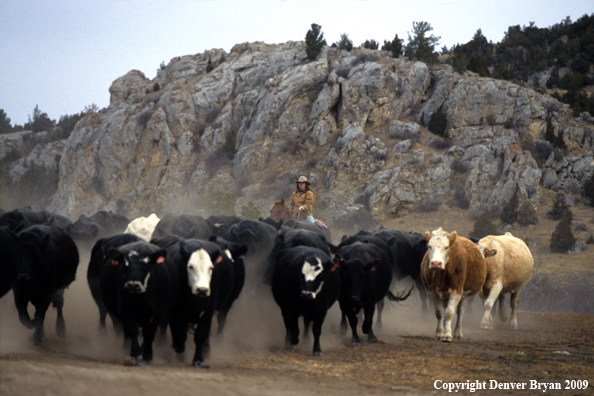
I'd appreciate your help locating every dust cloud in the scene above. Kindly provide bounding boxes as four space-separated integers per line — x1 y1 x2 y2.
0 241 471 366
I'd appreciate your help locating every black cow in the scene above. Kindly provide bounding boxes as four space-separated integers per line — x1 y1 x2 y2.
66 214 107 245
87 233 143 331
334 241 395 346
207 215 242 237
369 228 430 311
13 225 79 346
0 208 49 232
41 210 74 231
282 219 331 242
263 228 333 284
258 217 284 230
271 245 340 356
167 239 242 367
0 227 19 298
223 219 278 286
88 210 129 236
104 241 179 364
152 213 215 240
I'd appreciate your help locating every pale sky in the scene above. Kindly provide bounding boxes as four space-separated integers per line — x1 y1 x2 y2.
1 0 592 126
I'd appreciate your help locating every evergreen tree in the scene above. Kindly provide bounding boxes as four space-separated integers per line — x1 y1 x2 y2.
305 23 327 61
362 39 379 50
550 212 576 253
428 107 448 137
335 33 353 51
24 105 55 133
404 21 440 64
0 109 11 134
382 34 403 58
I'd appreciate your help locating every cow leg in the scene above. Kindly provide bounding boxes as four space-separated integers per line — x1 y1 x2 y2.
413 276 429 312
430 292 445 340
123 319 142 364
339 312 348 336
442 293 461 342
375 299 384 330
311 313 327 357
480 281 503 330
13 287 35 330
454 297 468 340
281 310 300 349
216 309 229 337
362 302 378 343
52 289 66 338
31 297 53 347
509 289 522 329
192 314 213 367
303 318 311 341
141 319 161 365
169 314 188 362
498 294 509 323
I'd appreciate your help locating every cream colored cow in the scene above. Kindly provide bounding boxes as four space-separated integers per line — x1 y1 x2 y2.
477 232 534 329
124 213 160 242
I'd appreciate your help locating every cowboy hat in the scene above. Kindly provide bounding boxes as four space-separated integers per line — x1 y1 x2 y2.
295 175 311 184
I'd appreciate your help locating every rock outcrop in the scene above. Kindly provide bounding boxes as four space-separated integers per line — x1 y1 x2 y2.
1 41 593 222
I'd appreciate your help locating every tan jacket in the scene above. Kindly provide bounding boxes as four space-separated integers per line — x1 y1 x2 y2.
289 189 315 221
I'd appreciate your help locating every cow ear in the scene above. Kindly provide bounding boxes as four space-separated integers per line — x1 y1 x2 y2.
210 250 222 264
208 235 218 242
106 247 123 265
449 231 457 245
328 243 338 255
179 242 192 260
341 235 347 243
424 231 431 242
484 248 497 258
152 249 167 264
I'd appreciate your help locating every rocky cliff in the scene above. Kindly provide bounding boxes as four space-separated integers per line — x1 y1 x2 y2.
2 41 594 223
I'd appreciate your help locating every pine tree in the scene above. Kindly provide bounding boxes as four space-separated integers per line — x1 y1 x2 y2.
305 23 327 61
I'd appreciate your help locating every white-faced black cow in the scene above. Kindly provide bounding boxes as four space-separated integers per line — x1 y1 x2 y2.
105 241 179 364
13 225 79 346
87 233 143 332
167 239 244 367
0 226 19 298
271 245 340 356
334 241 395 346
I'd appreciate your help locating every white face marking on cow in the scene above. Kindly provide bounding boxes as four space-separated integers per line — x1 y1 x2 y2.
302 258 323 282
301 258 324 299
224 249 233 261
427 228 451 270
187 249 214 296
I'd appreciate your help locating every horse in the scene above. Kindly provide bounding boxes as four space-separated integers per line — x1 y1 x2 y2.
269 198 330 237
270 198 293 223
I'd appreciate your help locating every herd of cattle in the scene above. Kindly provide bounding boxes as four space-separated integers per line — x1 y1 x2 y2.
0 206 534 366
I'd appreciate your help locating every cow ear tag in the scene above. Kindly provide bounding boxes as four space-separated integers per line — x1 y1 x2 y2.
216 255 223 264
110 259 119 266
156 256 165 264
370 265 376 271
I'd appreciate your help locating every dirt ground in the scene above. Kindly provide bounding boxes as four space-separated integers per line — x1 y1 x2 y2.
2 256 593 396
2 202 594 396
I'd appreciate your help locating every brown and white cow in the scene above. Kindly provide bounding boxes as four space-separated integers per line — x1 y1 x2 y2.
477 232 534 329
421 228 487 342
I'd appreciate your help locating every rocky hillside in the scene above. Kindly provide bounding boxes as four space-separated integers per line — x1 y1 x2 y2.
2 41 594 225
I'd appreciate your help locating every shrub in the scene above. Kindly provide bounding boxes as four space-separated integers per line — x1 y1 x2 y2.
583 172 594 207
531 141 554 165
450 159 470 174
241 200 261 219
415 197 442 213
335 33 353 51
361 39 379 50
544 118 566 149
469 212 499 239
500 192 519 225
381 34 403 58
427 138 453 150
207 190 237 215
136 110 152 128
548 193 572 221
351 53 379 67
428 108 448 137
550 213 576 253
517 200 538 226
452 188 470 209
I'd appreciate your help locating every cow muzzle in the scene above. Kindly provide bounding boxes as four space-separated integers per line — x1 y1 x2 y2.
124 281 146 294
431 261 443 269
301 281 323 301
192 287 210 297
